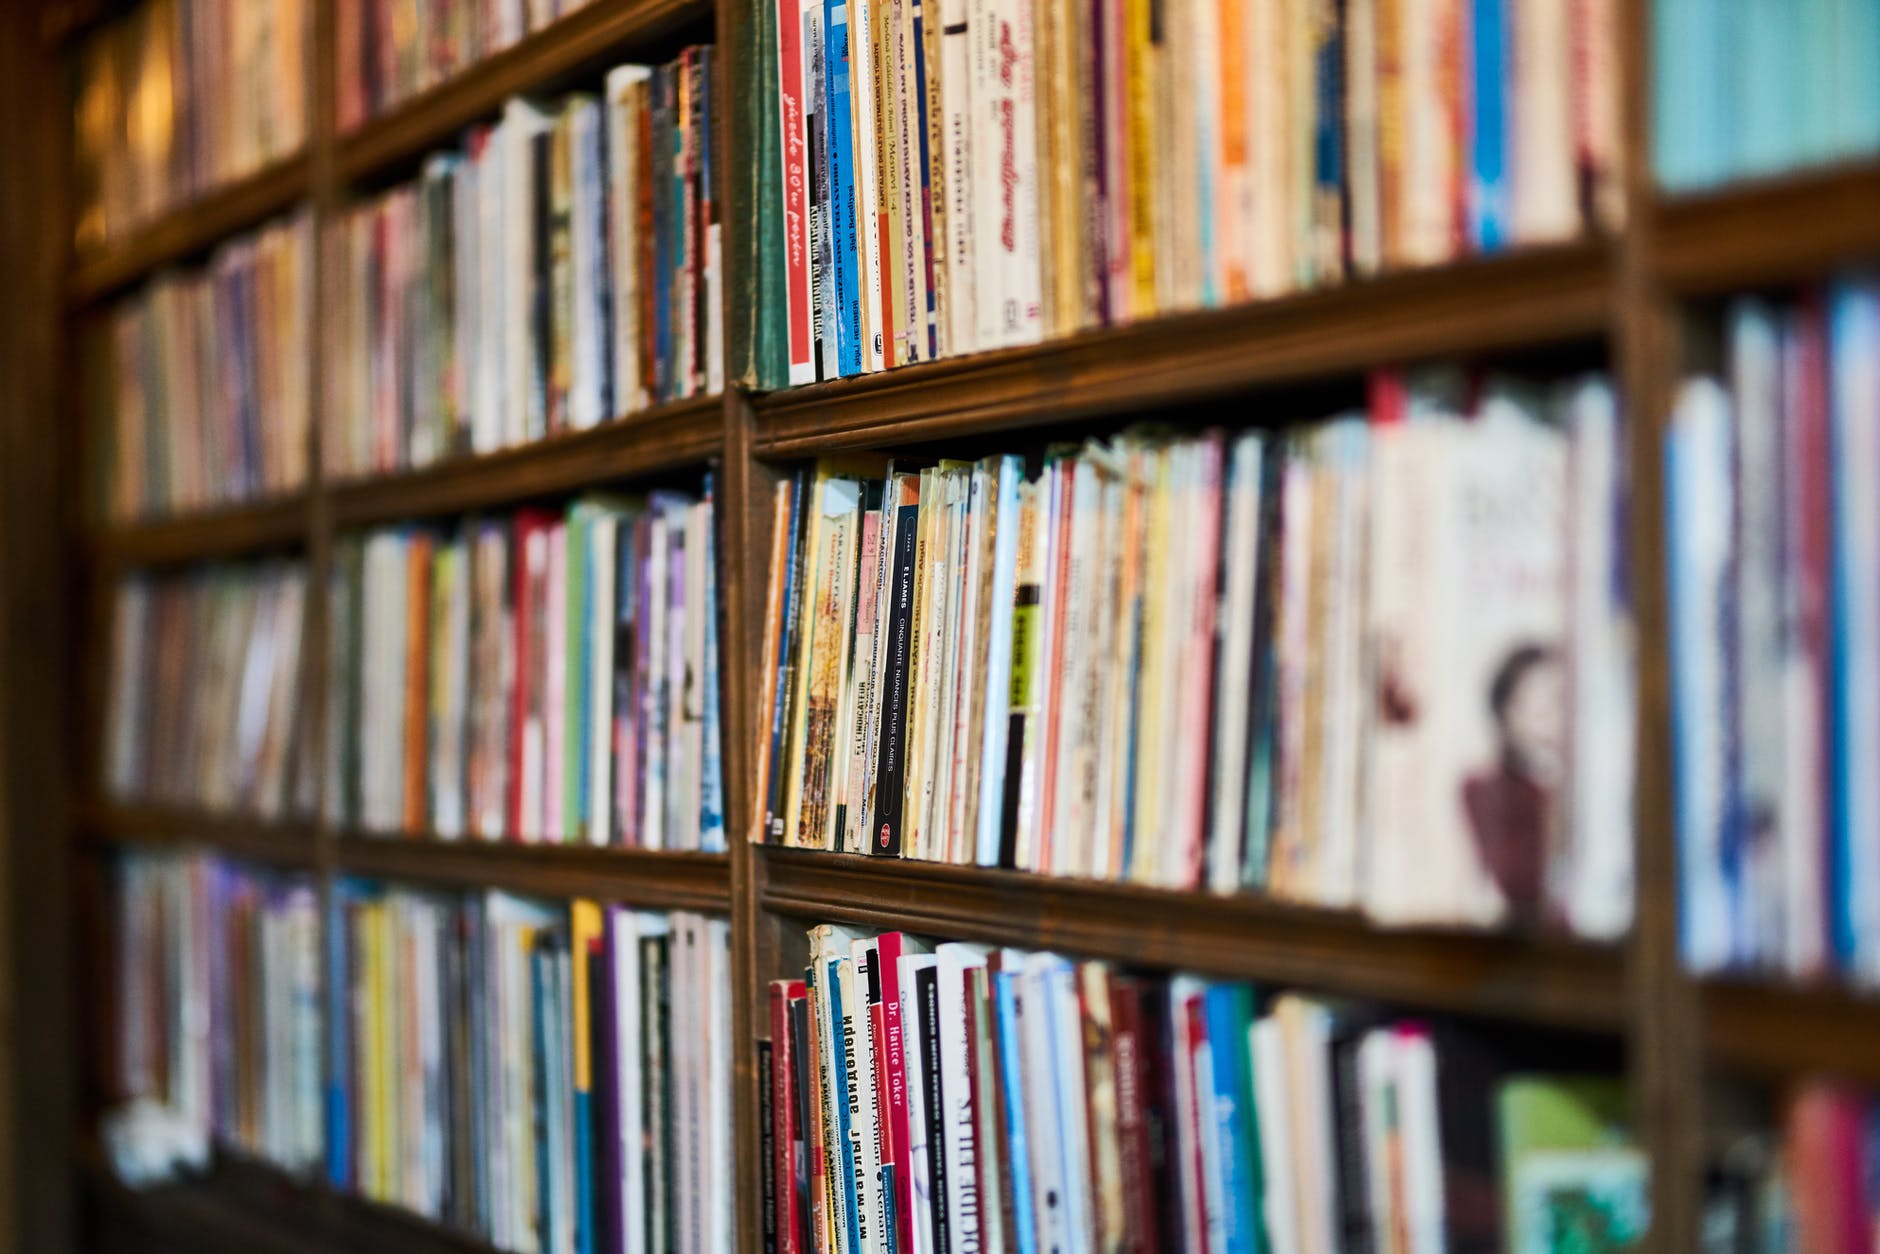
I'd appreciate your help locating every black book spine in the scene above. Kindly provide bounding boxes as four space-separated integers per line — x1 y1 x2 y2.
769 470 814 841
760 1037 779 1254
531 129 552 438
871 497 921 855
917 964 950 1254
789 995 816 1251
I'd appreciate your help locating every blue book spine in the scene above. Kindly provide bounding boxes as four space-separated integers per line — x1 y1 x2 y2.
575 1087 594 1254
655 71 675 402
827 957 865 1254
1204 984 1261 1254
325 886 352 1190
1665 395 1733 971
1735 0 1790 177
1830 281 1880 974
1652 0 1689 189
1834 0 1880 156
1469 0 1507 249
993 968 1037 1254
824 0 864 376
1311 6 1343 277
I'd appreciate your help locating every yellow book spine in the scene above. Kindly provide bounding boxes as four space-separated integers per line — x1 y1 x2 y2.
1123 0 1156 315
570 900 600 1095
875 0 906 368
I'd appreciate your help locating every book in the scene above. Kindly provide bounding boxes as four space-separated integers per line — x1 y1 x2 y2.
748 0 1621 383
325 494 722 849
751 373 1632 940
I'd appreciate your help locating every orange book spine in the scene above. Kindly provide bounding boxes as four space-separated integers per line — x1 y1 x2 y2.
403 533 432 833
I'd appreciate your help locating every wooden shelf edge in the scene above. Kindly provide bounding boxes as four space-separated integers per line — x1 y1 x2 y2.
334 834 731 911
80 1150 498 1254
758 847 1626 1031
68 153 312 306
1703 976 1880 1085
336 0 712 187
87 493 310 568
754 240 1615 456
1653 159 1880 294
328 394 724 529
77 801 317 869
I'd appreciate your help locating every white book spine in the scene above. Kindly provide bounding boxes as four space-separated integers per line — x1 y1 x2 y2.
852 0 888 372
939 0 976 355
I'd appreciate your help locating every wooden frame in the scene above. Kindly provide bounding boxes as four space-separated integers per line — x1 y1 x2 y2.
9 0 1880 1248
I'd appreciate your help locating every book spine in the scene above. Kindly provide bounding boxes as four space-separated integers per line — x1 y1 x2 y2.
825 0 866 376
872 489 922 854
778 0 816 384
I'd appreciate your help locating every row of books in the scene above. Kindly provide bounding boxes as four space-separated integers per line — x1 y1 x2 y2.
759 0 1623 384
1654 0 1880 192
329 885 735 1254
763 924 1643 1254
104 564 312 821
326 52 722 481
72 0 309 251
95 213 313 521
111 853 322 1178
753 370 1635 937
338 0 599 129
329 492 724 849
1709 1081 1880 1251
1668 278 1880 982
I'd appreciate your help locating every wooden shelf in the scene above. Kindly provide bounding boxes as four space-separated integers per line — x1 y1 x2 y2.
68 153 312 306
334 834 731 911
77 802 317 869
81 1150 497 1254
87 493 309 569
1653 160 1880 294
1704 976 1880 1086
328 395 723 530
755 241 1614 456
759 848 1626 1032
335 0 712 188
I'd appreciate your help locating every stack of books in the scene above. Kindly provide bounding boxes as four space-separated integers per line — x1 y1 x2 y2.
327 52 722 480
328 888 735 1254
104 564 312 820
96 213 313 520
338 0 600 128
753 369 1634 937
1667 277 1880 979
112 852 323 1176
758 0 1622 383
71 0 310 250
763 925 1644 1254
328 492 724 848
1654 0 1880 192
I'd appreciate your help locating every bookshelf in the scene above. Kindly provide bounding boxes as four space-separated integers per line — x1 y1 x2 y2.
1 0 1876 1247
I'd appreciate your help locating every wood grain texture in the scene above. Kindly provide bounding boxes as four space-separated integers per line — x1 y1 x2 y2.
1706 979 1880 1085
87 494 312 569
335 0 712 188
328 395 724 530
76 801 320 870
1655 160 1880 294
332 833 732 911
760 849 1628 1031
757 242 1614 455
67 154 312 306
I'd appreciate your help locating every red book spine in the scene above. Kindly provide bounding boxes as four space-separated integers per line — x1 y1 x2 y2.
772 980 805 1254
1180 994 1211 1254
875 934 915 1254
508 511 551 839
1109 976 1156 1254
776 0 813 379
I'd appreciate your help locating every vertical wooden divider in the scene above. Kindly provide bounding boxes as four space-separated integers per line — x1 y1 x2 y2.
307 0 342 1228
1614 2 1703 1248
